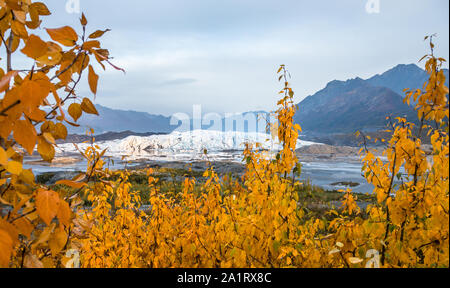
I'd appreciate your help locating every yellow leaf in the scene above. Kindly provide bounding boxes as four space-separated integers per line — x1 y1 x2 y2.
19 169 35 185
49 228 68 256
53 123 68 140
37 136 55 162
43 132 56 145
6 161 22 175
0 147 7 166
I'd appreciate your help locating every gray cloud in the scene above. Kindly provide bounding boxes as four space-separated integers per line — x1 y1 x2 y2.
159 78 197 87
19 1 450 116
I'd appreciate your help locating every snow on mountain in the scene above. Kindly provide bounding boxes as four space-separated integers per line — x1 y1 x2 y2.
56 130 319 161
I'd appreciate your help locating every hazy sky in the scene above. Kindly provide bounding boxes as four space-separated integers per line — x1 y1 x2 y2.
18 0 450 116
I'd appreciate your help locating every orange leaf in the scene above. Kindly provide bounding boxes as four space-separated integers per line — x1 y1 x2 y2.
13 119 37 155
21 35 48 59
55 180 87 189
0 230 13 268
81 97 99 115
80 13 87 26
88 29 111 39
83 40 100 50
30 2 51 16
0 219 19 267
19 79 51 111
0 147 7 166
57 200 72 227
56 60 74 86
0 219 19 245
68 103 82 122
88 65 99 95
37 136 55 162
53 123 68 140
11 20 28 38
13 217 34 238
0 71 18 93
6 161 22 175
49 228 67 256
43 132 55 144
35 189 60 226
46 26 78 47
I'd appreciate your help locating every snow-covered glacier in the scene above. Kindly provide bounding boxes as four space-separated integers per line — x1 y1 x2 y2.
56 130 319 161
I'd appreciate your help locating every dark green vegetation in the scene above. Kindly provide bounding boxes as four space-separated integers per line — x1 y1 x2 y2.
37 168 376 217
330 181 360 187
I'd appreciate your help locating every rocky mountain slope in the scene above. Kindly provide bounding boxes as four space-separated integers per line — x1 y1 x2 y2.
294 77 418 133
294 64 448 133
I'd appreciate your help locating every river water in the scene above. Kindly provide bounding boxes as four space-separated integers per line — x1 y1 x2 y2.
299 161 373 193
24 152 376 194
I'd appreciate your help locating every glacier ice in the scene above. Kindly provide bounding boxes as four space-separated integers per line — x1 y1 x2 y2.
55 130 319 161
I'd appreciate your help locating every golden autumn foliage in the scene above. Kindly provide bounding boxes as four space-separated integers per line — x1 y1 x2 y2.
0 0 120 268
71 58 448 268
0 1 448 268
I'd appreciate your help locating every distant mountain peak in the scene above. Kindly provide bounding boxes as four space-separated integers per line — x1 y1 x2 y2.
64 104 175 135
325 77 365 89
366 63 448 97
370 63 423 79
391 63 421 70
293 63 439 133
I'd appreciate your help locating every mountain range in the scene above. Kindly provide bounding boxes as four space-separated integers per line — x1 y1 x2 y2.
66 105 173 134
66 64 449 136
294 63 448 133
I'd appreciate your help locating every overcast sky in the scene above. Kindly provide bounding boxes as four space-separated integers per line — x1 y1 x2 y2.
21 0 450 116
